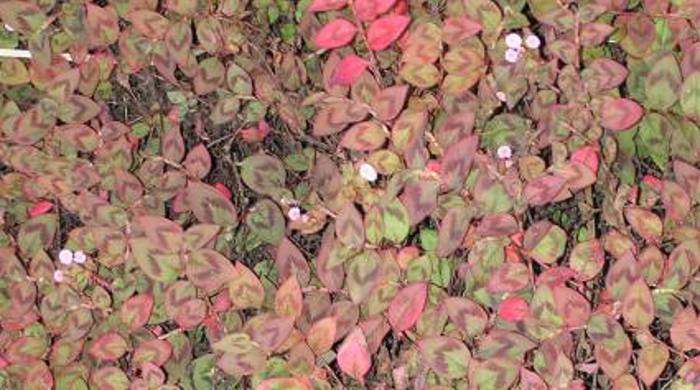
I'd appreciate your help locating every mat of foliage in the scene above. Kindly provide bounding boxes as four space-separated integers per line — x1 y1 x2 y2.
1 0 700 389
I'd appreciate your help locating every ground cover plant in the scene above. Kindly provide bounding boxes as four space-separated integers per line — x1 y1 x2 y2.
1 0 700 388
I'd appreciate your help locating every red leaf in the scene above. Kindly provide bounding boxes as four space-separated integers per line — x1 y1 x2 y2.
337 327 371 385
367 15 410 51
29 201 53 217
499 296 529 322
313 19 358 49
213 182 232 200
333 55 371 86
353 0 398 22
571 145 599 174
388 282 427 332
600 98 644 131
308 0 348 12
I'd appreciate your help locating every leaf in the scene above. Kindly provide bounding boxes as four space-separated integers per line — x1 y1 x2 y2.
681 72 700 120
275 276 303 319
346 250 381 303
135 216 183 253
184 181 238 227
333 55 370 86
57 95 101 124
337 327 371 385
127 9 169 39
193 57 225 95
523 221 567 265
622 278 654 329
670 307 700 351
0 1 46 34
187 249 236 293
275 238 311 286
499 296 529 322
488 262 530 293
587 313 632 380
18 214 57 256
312 101 369 136
162 124 185 163
340 120 387 151
306 317 337 355
418 336 471 379
638 343 669 387
228 263 265 309
120 293 154 331
581 58 628 94
388 282 427 332
645 52 682 110
382 198 410 244
442 17 482 45
569 239 604 281
88 333 128 361
245 199 285 245
5 336 47 364
437 206 472 257
372 85 409 121
0 59 30 86
353 0 397 21
308 0 348 12
210 97 240 125
183 143 212 179
624 207 663 243
367 15 410 51
335 202 365 248
86 4 119 47
132 339 172 367
440 135 479 191
313 18 357 49
599 98 644 131
240 154 286 197
91 367 129 390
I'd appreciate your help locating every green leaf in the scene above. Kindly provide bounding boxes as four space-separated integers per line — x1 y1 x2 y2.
382 198 410 244
681 72 700 121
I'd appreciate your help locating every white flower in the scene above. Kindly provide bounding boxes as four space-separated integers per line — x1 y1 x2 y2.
525 34 541 49
504 48 521 63
287 207 302 221
53 270 64 283
497 145 513 160
58 249 73 265
496 91 507 102
505 33 522 49
359 163 378 182
73 251 86 264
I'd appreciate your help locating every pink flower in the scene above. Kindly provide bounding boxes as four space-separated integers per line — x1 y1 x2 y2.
505 33 522 49
497 145 513 160
525 34 541 49
359 163 378 182
288 207 302 221
504 48 521 63
496 91 507 102
53 270 64 283
73 251 87 264
58 249 73 265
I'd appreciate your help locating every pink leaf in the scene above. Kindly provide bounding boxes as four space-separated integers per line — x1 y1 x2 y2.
499 296 529 322
353 0 398 22
313 19 358 49
571 145 599 174
388 282 427 332
337 327 371 385
333 55 371 86
600 98 644 131
308 0 348 12
367 15 410 51
29 201 53 217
